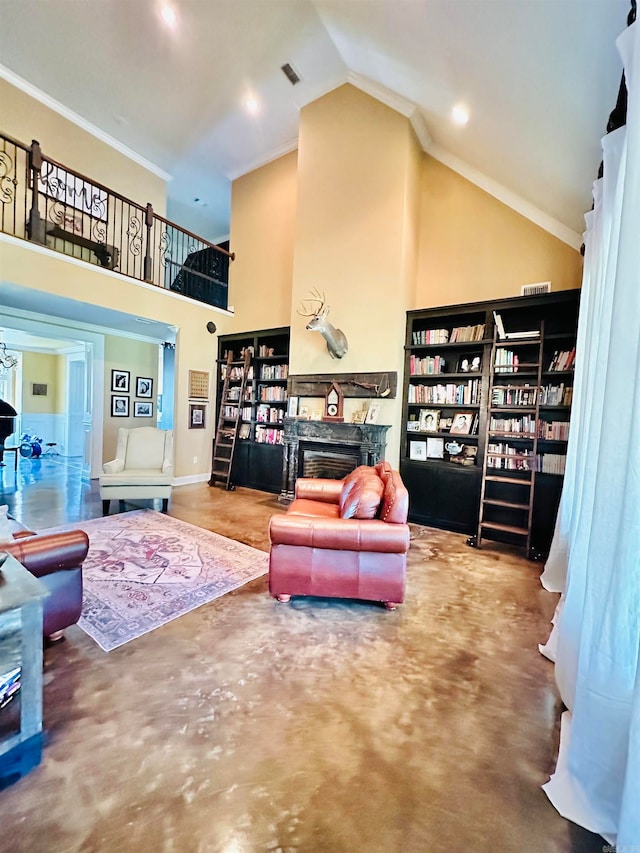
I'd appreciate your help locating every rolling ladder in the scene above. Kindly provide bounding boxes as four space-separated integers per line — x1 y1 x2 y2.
209 349 251 490
475 323 543 558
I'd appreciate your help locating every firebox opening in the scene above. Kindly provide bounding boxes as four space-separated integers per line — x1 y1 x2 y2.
300 444 360 481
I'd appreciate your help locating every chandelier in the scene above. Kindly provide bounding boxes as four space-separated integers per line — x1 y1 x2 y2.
0 342 18 370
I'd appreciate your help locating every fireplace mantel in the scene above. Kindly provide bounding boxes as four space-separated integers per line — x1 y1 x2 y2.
280 417 390 502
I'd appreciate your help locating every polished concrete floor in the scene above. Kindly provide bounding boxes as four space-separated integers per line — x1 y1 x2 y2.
0 456 605 852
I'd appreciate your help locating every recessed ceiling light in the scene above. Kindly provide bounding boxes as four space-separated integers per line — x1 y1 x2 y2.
159 4 178 29
451 104 470 126
244 96 260 116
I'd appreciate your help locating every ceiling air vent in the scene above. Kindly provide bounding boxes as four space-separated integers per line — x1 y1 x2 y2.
521 281 551 296
281 63 301 85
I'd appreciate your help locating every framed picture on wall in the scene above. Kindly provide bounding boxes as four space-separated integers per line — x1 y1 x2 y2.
189 404 206 429
136 376 153 398
134 401 153 418
111 369 130 393
111 395 129 417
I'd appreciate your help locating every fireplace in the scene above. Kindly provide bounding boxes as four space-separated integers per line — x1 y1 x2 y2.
280 418 390 502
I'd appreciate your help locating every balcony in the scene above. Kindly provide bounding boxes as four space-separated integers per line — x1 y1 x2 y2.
0 135 233 310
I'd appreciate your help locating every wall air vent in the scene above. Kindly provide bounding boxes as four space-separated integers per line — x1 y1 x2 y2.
281 63 301 85
521 281 552 296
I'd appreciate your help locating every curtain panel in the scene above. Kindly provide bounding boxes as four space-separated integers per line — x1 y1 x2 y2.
541 20 640 847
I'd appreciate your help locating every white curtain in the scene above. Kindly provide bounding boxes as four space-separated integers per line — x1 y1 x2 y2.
540 19 640 847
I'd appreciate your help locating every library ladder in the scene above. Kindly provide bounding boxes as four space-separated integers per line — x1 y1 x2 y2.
210 349 251 491
473 323 543 558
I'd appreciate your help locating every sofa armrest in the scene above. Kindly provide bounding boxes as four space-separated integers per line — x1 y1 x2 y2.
269 514 409 554
294 478 344 503
3 530 90 578
103 458 124 474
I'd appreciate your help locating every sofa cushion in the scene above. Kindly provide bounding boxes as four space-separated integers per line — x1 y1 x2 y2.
287 499 341 519
340 474 384 520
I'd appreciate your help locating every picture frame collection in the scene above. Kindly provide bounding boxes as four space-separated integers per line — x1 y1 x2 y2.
110 369 154 418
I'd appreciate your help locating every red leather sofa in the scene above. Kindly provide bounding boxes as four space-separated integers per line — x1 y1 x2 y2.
4 526 89 640
269 461 410 609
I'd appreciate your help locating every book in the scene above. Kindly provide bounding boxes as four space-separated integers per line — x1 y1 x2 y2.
493 311 538 340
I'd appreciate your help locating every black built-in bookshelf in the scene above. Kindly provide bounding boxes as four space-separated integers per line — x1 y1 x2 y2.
401 290 579 557
216 327 290 493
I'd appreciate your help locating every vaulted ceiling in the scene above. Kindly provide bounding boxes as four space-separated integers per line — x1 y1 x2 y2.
0 0 631 247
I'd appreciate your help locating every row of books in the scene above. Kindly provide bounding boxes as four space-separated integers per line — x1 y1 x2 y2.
258 344 279 357
258 386 287 402
409 354 447 375
256 404 284 423
540 383 573 406
489 415 536 434
449 323 485 342
412 328 449 345
494 349 522 373
255 426 284 445
536 453 567 474
538 420 570 440
222 365 253 381
548 348 576 371
226 387 252 402
487 443 534 470
491 385 538 406
259 364 288 380
408 378 481 405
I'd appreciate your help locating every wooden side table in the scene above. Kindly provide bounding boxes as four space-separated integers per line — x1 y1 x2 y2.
0 552 49 788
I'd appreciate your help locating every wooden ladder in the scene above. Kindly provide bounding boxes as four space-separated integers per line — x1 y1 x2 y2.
475 323 543 557
209 349 251 491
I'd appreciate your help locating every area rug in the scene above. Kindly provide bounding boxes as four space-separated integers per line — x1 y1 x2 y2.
42 510 269 652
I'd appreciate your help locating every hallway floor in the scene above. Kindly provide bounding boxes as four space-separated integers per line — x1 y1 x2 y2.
0 457 605 852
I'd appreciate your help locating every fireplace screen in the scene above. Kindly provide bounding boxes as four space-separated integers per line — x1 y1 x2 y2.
300 445 360 480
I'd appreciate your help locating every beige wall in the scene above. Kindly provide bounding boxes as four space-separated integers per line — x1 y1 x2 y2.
1 79 167 216
289 85 420 463
103 335 159 460
21 351 64 414
228 151 297 331
416 156 582 307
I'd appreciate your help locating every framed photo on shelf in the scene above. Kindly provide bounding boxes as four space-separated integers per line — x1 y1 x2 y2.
419 409 440 432
136 376 153 398
409 440 427 461
111 395 129 417
351 410 367 424
111 369 130 393
134 401 153 418
450 411 474 435
426 437 444 459
189 403 206 429
365 404 380 424
287 396 299 417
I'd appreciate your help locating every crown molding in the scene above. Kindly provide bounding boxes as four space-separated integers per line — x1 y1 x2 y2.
426 144 583 249
0 65 172 183
226 138 299 182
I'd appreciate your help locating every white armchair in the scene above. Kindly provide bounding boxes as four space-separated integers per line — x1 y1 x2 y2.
99 427 174 516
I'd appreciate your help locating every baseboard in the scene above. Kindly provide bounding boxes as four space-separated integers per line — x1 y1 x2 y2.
172 473 211 487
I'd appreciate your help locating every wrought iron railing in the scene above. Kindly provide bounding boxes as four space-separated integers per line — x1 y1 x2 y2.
0 134 233 310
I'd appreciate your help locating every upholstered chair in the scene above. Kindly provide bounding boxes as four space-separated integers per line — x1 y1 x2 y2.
99 427 173 515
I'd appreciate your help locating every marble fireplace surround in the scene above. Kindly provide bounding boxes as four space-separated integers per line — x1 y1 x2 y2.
280 417 391 502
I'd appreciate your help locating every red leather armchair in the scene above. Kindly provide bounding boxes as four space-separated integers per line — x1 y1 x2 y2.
4 529 89 640
269 462 410 609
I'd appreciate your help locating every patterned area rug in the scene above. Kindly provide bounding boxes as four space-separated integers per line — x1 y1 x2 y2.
43 510 269 651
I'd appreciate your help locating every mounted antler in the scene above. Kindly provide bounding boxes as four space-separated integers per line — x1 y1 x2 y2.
297 289 348 359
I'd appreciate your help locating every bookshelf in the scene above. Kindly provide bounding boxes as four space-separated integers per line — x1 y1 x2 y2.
216 327 290 493
401 290 579 557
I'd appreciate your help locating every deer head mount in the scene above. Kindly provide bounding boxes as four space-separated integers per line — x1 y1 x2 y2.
297 289 348 359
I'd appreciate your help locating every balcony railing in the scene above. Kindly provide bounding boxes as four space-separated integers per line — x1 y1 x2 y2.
0 134 233 310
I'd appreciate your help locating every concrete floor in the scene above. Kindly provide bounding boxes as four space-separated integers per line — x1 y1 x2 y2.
0 456 605 852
